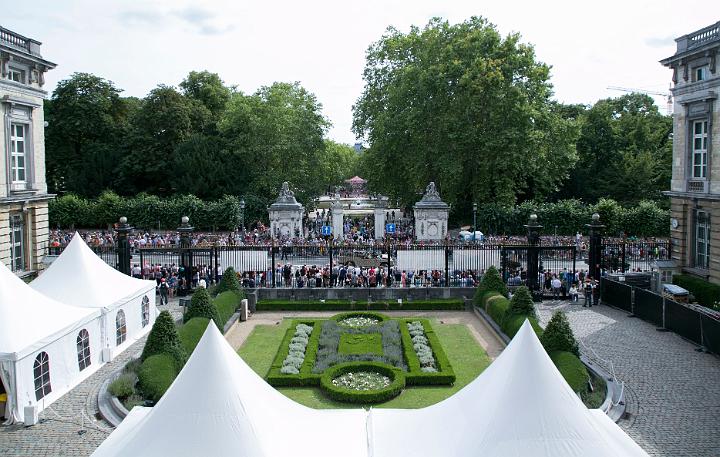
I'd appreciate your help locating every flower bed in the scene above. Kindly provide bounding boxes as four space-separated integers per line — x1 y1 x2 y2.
407 321 437 372
338 316 380 327
320 362 405 404
280 323 314 374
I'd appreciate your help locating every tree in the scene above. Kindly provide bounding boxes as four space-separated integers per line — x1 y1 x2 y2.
184 288 221 329
540 311 579 356
141 310 186 369
352 17 578 214
179 70 233 123
215 267 241 296
45 73 131 195
473 265 508 304
506 286 536 318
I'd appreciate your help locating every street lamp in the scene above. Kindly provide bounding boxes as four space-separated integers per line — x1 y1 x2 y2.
472 203 478 241
239 199 246 232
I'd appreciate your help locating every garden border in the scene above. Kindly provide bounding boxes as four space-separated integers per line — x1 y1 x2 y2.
319 361 405 404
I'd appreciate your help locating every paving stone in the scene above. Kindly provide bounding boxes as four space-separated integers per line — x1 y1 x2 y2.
537 300 720 457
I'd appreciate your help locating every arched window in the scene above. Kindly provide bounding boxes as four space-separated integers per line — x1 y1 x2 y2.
116 310 127 346
141 296 150 328
33 352 51 401
77 329 91 371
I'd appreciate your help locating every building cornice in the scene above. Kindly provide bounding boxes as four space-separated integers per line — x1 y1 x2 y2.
0 80 48 100
0 192 55 205
664 190 720 201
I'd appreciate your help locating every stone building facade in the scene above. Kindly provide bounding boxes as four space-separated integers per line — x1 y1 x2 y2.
268 182 305 238
413 182 449 241
0 27 55 275
661 21 720 282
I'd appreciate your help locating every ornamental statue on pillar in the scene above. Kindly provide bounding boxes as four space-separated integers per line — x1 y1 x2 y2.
268 181 305 239
413 182 450 241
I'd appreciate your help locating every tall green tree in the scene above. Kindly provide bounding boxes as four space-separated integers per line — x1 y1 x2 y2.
353 17 578 215
179 70 233 123
45 73 131 195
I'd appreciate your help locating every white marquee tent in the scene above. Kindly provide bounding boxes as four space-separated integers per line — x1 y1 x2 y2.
93 320 649 457
0 260 101 424
32 233 158 360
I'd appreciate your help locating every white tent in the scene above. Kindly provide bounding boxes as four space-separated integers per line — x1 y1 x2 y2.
91 320 368 457
0 260 102 424
31 233 158 359
93 321 649 457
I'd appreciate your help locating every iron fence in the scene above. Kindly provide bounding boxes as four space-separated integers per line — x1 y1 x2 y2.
599 240 671 273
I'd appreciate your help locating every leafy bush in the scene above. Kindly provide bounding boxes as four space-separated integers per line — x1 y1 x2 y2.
672 274 720 309
108 373 137 399
122 394 145 410
502 314 543 339
214 291 242 327
319 362 405 404
541 311 580 356
474 266 507 304
137 354 177 402
215 267 242 296
178 317 211 354
256 299 464 312
486 295 510 328
506 286 536 319
550 351 589 393
184 288 221 328
141 311 186 369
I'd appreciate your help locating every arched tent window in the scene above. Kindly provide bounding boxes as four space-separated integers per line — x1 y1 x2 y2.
33 352 51 401
141 296 150 328
77 329 91 371
116 310 127 346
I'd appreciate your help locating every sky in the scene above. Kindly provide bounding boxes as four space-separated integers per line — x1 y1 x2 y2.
4 0 718 144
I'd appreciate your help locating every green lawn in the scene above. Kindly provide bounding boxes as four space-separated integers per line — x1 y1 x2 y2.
237 317 491 409
339 333 383 355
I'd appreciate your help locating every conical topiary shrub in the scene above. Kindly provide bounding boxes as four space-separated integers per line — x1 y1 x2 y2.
506 286 536 319
184 287 221 329
473 265 508 305
215 266 241 296
541 310 580 356
141 310 186 369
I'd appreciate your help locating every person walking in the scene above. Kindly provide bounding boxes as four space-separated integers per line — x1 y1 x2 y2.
159 278 169 306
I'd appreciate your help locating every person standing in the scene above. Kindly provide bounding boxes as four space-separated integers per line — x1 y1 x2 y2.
159 278 169 306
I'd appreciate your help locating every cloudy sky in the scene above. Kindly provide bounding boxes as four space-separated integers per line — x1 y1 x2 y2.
4 0 716 144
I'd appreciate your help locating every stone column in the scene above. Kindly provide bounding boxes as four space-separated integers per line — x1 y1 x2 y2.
332 199 343 240
374 202 387 240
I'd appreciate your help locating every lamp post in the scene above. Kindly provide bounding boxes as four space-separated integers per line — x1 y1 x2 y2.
115 216 132 276
472 203 478 241
239 199 246 232
524 214 542 299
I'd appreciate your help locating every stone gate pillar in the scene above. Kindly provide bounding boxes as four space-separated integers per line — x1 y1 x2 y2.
267 182 305 239
413 182 449 241
374 199 387 240
331 197 343 240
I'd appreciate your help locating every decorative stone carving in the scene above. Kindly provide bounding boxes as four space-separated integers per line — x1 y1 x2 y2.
413 182 449 241
268 182 305 239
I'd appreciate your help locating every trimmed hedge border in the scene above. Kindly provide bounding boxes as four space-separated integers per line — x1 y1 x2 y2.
266 319 323 387
331 311 390 325
256 299 464 312
399 318 456 385
319 362 405 404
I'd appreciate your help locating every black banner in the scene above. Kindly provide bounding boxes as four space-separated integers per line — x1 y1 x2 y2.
601 279 632 311
634 288 663 327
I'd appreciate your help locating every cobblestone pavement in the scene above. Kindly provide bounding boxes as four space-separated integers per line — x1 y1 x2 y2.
537 300 720 457
0 299 184 457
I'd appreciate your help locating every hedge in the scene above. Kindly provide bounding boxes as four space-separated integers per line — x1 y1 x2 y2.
473 266 507 305
541 311 580 356
215 291 242 327
398 319 456 385
137 353 177 402
672 274 720 309
141 310 185 368
256 299 464 312
486 294 510 327
178 317 211 354
184 288 221 328
331 311 389 325
49 191 243 230
266 320 323 387
550 351 589 393
319 362 405 404
215 267 242 296
502 314 543 339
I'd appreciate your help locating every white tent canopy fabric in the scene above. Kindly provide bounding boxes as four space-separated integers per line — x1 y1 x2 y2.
31 233 158 354
0 260 101 423
93 321 649 457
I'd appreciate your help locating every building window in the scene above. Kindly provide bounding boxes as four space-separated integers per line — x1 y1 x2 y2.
695 210 710 269
694 66 708 82
116 310 127 346
76 329 91 371
10 123 27 184
9 213 25 272
33 352 51 401
7 67 25 84
141 296 150 328
692 120 708 179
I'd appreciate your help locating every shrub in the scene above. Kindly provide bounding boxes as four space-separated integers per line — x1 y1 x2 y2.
550 351 589 393
487 296 510 328
108 373 137 399
319 362 405 404
137 354 177 402
184 288 221 329
214 291 242 327
502 314 543 339
215 267 241 296
506 286 536 318
122 394 145 410
255 299 464 312
141 311 186 368
541 311 580 356
672 274 720 309
178 317 211 354
474 266 507 304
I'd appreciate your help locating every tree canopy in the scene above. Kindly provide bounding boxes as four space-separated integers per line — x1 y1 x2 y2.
353 17 579 212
